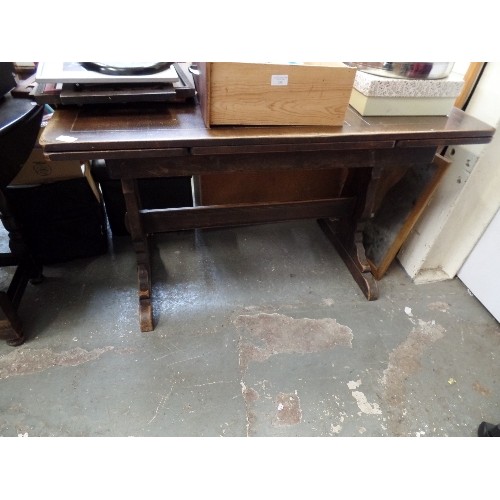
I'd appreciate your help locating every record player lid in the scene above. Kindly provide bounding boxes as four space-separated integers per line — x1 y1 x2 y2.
35 62 179 84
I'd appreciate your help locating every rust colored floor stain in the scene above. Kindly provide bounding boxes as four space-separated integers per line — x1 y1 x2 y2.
240 382 259 436
242 386 259 403
428 302 450 313
473 382 491 396
381 320 445 434
235 312 353 370
273 392 302 427
0 346 114 380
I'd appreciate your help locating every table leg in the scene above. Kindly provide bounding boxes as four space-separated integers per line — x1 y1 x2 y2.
319 218 379 300
319 165 389 300
121 179 154 332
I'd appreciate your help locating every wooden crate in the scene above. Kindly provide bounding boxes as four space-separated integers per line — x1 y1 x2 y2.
195 169 349 206
192 62 356 127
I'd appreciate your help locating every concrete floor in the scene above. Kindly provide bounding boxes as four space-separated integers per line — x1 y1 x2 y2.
1 219 499 437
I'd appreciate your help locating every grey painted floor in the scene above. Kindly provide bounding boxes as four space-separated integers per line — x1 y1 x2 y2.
1 220 499 437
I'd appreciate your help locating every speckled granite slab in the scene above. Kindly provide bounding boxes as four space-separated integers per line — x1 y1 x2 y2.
354 70 464 98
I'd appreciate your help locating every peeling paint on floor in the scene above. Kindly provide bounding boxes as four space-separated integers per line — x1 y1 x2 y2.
428 302 450 313
234 308 379 433
382 319 445 403
0 346 115 380
351 391 382 415
240 381 259 436
347 380 362 390
330 424 342 435
381 319 446 434
234 312 353 370
241 384 260 404
347 380 382 418
273 392 302 427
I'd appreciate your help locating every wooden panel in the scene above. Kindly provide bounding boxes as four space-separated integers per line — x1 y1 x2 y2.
396 136 493 148
364 154 451 279
190 141 395 155
142 197 357 233
106 147 437 179
198 169 348 205
44 148 190 162
454 63 485 110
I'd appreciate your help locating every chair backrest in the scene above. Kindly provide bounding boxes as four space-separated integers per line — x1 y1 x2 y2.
0 63 16 98
0 97 44 188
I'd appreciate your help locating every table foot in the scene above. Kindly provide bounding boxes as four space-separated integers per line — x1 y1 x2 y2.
7 334 25 347
137 263 154 332
139 298 154 332
318 218 379 301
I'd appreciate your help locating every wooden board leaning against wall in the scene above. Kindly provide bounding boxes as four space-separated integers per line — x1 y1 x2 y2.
364 62 486 279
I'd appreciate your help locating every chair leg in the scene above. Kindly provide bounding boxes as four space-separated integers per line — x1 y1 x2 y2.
1 187 44 345
0 262 42 346
0 291 24 346
8 261 43 307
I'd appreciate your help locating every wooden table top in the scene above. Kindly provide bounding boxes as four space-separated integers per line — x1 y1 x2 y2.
40 101 495 159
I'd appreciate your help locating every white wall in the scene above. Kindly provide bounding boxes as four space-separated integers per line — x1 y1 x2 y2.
397 62 500 283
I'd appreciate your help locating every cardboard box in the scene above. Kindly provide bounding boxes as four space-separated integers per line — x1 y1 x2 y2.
10 146 82 184
192 62 356 127
349 89 457 116
9 148 100 202
349 70 464 117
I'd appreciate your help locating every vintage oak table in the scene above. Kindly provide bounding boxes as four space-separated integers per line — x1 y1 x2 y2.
39 101 495 332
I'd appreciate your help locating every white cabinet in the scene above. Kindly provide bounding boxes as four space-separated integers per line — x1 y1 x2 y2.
458 208 500 322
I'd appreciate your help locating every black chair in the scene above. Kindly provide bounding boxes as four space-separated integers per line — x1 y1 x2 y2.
0 92 44 346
